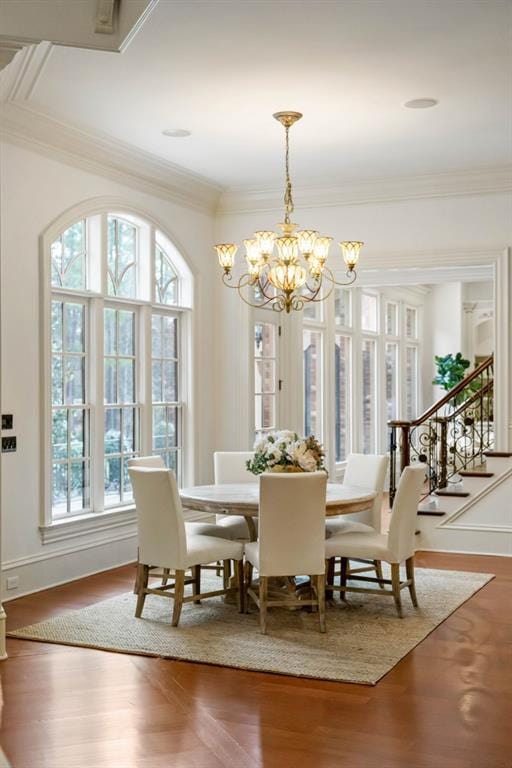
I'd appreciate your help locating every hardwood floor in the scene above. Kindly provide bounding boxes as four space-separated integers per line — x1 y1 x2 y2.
1 552 511 768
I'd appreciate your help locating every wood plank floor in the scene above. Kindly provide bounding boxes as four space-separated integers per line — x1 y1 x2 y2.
1 552 511 768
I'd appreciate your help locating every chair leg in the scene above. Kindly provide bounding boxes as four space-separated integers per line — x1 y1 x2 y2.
326 557 335 600
406 556 418 607
317 573 326 633
135 564 149 618
245 562 253 613
133 548 140 594
222 559 230 590
259 576 268 634
391 563 403 618
236 559 245 614
374 560 384 587
172 569 185 627
161 568 170 587
192 564 201 604
340 557 349 602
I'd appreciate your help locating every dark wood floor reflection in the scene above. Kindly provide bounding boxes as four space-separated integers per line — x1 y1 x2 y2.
1 553 511 767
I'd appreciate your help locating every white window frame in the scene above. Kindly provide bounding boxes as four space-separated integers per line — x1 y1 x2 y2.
41 204 193 536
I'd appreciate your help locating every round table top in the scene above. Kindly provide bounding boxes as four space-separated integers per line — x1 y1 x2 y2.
180 482 376 518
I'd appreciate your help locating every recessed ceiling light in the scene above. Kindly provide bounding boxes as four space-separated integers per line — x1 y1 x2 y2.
162 128 191 137
404 98 439 109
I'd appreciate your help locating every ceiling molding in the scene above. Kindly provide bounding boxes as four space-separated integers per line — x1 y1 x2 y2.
217 166 512 215
354 263 494 287
0 102 222 214
352 247 504 272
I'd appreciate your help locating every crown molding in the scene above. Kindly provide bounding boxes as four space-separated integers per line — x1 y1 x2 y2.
354 262 494 288
217 166 512 215
0 102 223 213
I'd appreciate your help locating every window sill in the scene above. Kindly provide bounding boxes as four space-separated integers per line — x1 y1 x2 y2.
40 506 137 545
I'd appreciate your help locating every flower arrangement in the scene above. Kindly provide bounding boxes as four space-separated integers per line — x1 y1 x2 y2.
246 430 326 475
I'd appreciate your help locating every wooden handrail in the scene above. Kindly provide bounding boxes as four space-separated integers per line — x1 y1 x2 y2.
389 354 493 428
434 379 493 422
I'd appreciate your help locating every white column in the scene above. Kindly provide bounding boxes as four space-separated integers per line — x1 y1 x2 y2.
494 249 511 450
461 302 476 364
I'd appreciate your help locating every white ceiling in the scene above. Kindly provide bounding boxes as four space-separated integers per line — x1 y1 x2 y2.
27 0 512 189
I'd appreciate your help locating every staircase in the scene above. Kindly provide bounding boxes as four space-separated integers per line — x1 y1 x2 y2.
388 355 512 555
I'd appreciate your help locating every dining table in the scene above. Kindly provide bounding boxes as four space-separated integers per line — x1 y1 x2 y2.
180 481 377 542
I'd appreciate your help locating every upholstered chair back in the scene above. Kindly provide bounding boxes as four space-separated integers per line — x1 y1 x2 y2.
257 472 327 577
387 465 426 562
128 455 166 469
129 467 187 570
214 451 254 484
343 453 389 531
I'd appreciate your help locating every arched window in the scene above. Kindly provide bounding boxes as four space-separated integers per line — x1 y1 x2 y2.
46 209 191 521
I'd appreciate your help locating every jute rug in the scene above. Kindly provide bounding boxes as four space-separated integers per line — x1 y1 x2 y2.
9 568 493 685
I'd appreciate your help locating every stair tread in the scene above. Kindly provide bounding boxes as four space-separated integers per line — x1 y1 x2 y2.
434 490 471 497
483 451 512 458
458 471 495 477
417 509 446 516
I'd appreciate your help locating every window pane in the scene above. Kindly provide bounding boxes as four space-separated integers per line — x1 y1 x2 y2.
64 356 84 404
406 307 417 338
406 346 418 419
64 303 84 352
118 359 135 403
118 311 135 355
123 407 136 452
152 314 162 357
335 289 351 327
162 316 178 359
254 323 275 358
361 293 378 332
335 335 350 462
255 359 275 394
167 406 178 448
70 408 86 457
52 463 68 515
303 329 322 438
386 342 398 420
255 394 275 431
51 221 86 290
104 358 117 404
51 301 63 351
362 339 376 453
386 302 397 336
104 457 121 505
52 356 63 405
155 245 178 305
152 360 163 402
105 408 121 454
70 461 89 512
104 308 116 355
107 216 136 298
163 360 177 402
52 409 68 459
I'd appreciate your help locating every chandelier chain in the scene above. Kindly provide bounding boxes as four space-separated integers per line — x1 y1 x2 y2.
284 125 294 224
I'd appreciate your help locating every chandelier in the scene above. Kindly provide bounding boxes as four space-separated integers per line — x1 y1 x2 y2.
214 111 363 313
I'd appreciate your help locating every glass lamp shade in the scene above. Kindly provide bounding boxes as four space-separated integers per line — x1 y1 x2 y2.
255 231 276 257
243 238 262 263
247 260 261 280
215 243 238 272
296 230 318 257
309 258 325 279
275 236 299 265
340 241 363 270
268 262 307 292
313 236 333 263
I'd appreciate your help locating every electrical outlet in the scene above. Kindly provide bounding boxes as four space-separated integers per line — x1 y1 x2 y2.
1 436 16 452
7 576 19 590
1 414 13 430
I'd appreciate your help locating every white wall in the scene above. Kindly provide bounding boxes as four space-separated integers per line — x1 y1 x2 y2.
0 141 217 599
423 282 463 407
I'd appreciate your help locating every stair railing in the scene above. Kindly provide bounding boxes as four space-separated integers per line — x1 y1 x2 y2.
388 354 494 506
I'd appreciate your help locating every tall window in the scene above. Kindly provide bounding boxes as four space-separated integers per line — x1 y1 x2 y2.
405 306 419 420
254 321 278 438
303 329 322 437
334 288 352 461
48 213 189 520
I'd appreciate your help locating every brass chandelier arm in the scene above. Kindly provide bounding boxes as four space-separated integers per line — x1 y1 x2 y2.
322 265 358 288
283 125 294 225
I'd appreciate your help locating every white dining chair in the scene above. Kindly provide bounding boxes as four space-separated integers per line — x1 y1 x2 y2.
244 471 328 634
325 464 426 617
129 467 245 626
213 451 255 541
325 453 389 587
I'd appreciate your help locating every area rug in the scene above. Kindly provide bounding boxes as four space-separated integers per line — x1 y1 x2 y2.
9 568 493 685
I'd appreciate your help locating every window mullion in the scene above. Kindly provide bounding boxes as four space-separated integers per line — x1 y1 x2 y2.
141 304 153 458
90 296 105 513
